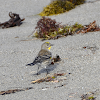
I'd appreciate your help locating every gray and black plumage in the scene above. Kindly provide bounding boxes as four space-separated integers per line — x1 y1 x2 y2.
26 42 53 75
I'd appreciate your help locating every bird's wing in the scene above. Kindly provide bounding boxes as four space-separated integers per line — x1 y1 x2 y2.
26 49 52 66
33 49 52 64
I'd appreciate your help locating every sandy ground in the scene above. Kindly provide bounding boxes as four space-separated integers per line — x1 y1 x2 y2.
0 0 100 100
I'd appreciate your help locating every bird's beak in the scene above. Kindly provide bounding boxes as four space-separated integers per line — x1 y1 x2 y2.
48 46 51 50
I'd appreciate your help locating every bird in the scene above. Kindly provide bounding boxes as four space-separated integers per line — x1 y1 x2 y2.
26 42 53 75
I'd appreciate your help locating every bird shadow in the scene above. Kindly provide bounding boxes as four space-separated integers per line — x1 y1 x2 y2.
33 63 58 75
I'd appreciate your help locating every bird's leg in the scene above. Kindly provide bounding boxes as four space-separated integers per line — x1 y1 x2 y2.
37 66 39 75
37 64 41 75
46 69 49 74
45 64 50 75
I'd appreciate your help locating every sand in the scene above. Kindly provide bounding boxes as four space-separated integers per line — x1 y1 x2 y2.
0 0 100 100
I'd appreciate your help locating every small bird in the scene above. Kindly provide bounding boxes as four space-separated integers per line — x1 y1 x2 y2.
26 42 53 75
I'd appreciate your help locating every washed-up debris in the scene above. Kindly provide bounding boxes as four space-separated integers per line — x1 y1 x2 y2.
0 12 25 28
31 73 66 84
54 84 66 88
0 87 33 95
39 0 85 16
51 54 61 65
83 45 99 54
76 21 100 34
33 17 83 40
34 16 61 40
81 92 96 100
53 54 61 62
33 17 100 40
39 0 75 16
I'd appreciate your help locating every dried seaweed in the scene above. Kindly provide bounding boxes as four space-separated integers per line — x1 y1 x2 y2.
34 18 100 40
51 54 61 65
76 21 100 34
39 0 75 16
0 12 25 28
67 0 85 5
0 87 33 95
81 92 96 100
34 17 60 39
83 45 99 53
53 54 61 62
39 0 85 16
34 17 83 40
54 84 66 88
31 73 66 84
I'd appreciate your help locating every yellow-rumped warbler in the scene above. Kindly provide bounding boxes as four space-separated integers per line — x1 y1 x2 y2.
26 42 53 75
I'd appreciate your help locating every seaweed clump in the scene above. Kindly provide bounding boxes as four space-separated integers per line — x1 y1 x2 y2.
33 17 100 40
33 17 83 40
34 17 61 39
39 0 85 16
68 0 85 5
81 92 96 100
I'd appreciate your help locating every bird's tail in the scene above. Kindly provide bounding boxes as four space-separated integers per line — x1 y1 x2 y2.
26 63 35 66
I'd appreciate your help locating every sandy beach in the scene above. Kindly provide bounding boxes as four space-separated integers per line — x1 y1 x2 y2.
0 0 100 99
